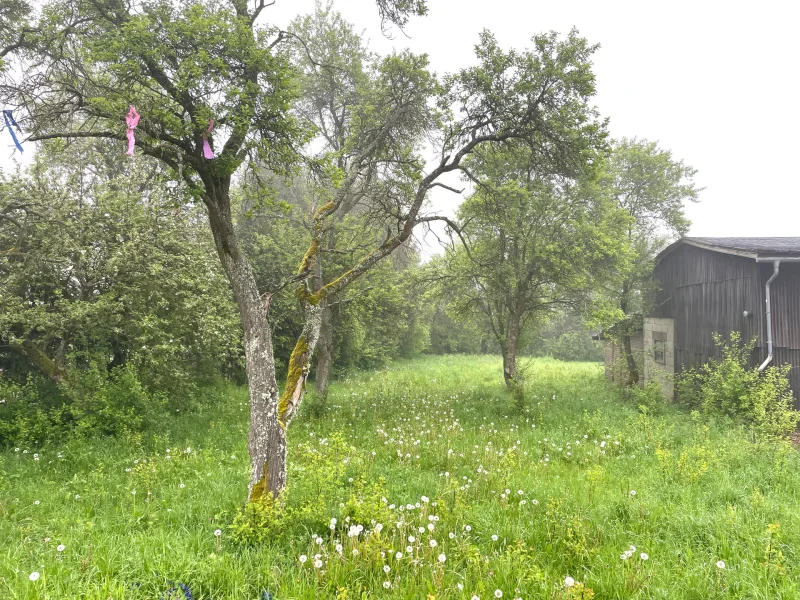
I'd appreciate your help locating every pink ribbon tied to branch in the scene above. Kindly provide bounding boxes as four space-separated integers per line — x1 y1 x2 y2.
202 119 215 159
125 105 140 156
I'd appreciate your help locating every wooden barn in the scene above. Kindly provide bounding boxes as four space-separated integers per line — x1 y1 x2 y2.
603 237 800 406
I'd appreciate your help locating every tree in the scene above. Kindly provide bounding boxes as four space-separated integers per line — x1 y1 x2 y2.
3 5 618 501
602 138 700 384
429 141 628 387
273 27 622 438
285 2 383 400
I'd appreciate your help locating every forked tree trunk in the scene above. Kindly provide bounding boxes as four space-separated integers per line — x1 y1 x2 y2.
622 333 639 386
205 186 285 501
314 301 334 400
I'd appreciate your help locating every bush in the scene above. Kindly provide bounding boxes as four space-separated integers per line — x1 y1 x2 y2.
0 364 164 446
628 381 666 414
0 375 69 446
676 332 800 438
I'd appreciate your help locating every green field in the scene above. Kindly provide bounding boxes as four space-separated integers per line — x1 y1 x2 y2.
2 356 799 599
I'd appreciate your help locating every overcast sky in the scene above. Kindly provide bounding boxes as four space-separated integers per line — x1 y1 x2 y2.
265 0 800 238
4 0 798 238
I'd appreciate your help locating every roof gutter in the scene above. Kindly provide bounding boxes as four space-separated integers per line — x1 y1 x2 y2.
756 260 780 371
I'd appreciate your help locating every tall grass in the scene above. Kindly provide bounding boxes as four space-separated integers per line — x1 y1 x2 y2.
1 355 798 598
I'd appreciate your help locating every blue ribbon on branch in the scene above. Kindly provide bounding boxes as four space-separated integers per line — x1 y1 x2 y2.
2 110 23 152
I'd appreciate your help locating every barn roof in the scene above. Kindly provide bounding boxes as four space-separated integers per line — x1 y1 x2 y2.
657 237 800 262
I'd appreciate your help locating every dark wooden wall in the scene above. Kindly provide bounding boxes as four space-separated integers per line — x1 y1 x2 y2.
651 245 800 407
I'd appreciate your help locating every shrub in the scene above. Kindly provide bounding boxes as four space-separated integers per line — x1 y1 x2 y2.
676 332 800 438
0 363 164 446
629 381 666 414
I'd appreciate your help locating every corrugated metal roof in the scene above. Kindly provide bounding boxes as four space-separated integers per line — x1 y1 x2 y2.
657 237 800 261
686 237 800 255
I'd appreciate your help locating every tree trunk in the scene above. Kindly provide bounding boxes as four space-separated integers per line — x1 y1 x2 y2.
502 324 520 388
619 284 638 386
204 186 285 501
314 301 334 400
622 334 639 386
277 300 323 426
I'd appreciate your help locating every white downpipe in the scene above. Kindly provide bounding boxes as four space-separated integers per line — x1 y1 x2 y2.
757 260 780 372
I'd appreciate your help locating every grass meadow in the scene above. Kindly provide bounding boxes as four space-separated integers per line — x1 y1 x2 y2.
1 355 799 599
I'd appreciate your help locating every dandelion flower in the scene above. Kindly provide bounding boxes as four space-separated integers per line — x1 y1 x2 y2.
438 553 446 563
491 534 499 542
313 559 323 568
57 544 66 552
383 581 391 589
214 529 222 537
384 565 390 574
716 560 726 569
29 572 40 582
640 553 648 561
629 490 636 496
395 551 402 559
429 539 437 548
299 555 307 563
494 591 503 598
564 576 575 587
